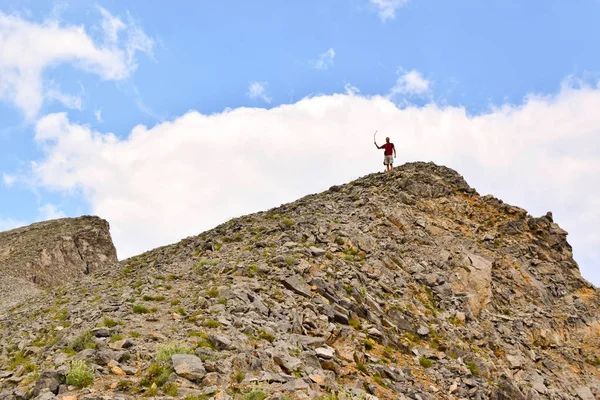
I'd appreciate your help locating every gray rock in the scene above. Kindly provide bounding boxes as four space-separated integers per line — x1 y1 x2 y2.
282 275 312 298
172 354 206 381
575 387 595 400
91 328 111 338
417 326 430 336
315 347 335 359
34 371 61 396
309 246 326 256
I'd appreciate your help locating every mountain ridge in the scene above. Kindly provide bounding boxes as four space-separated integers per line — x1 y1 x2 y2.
1 162 598 400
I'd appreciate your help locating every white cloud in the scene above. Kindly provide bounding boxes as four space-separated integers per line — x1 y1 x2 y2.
95 110 103 122
45 82 83 110
391 69 430 96
0 7 153 119
247 82 271 103
344 83 360 95
38 203 66 220
370 0 411 22
25 80 600 287
313 48 335 70
3 173 16 187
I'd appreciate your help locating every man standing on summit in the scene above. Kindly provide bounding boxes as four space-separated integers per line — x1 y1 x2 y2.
375 136 396 172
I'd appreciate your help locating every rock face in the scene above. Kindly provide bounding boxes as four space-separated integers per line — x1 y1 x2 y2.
0 216 118 288
0 162 599 400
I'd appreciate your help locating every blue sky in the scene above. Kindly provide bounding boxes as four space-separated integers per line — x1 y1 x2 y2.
1 0 599 285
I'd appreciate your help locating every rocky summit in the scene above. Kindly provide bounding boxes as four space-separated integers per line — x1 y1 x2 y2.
0 216 118 313
0 162 599 400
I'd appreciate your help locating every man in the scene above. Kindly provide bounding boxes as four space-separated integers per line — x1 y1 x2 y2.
375 136 396 172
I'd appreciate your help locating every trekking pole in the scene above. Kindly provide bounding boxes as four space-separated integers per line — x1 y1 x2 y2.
373 130 378 144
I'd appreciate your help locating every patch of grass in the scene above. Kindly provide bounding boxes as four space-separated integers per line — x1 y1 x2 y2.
174 306 185 315
8 350 29 370
156 342 193 365
373 373 386 387
183 395 209 400
110 334 124 343
206 287 219 298
132 305 149 314
102 317 120 328
284 256 295 266
130 331 141 338
247 264 259 277
162 383 178 396
244 391 268 400
65 360 94 388
419 357 433 368
142 362 171 388
53 309 69 322
258 330 275 343
142 295 166 302
586 356 600 367
349 318 362 330
202 319 220 328
132 280 144 289
116 379 134 392
363 340 374 351
467 361 480 376
356 363 367 373
234 370 245 383
70 330 97 352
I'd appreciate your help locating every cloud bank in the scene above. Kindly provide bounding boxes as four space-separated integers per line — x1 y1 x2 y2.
0 7 153 118
25 81 600 285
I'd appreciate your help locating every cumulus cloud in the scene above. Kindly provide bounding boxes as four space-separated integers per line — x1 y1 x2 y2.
0 7 153 119
391 69 430 96
313 48 335 70
247 82 271 103
25 81 600 286
95 110 103 122
370 0 411 22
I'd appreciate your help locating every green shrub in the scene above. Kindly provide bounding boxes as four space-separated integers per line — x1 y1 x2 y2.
156 342 192 365
102 317 120 328
234 370 245 383
206 287 219 298
349 318 362 330
467 361 480 376
162 383 178 396
110 334 124 343
419 357 433 368
202 319 220 328
258 330 275 343
363 340 374 351
66 360 94 388
142 295 166 302
132 305 149 314
244 391 268 400
8 351 29 370
70 330 97 352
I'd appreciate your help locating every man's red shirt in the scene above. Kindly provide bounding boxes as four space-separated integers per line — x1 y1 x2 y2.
382 143 394 156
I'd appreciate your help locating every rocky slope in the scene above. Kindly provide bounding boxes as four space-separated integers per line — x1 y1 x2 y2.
0 162 598 400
